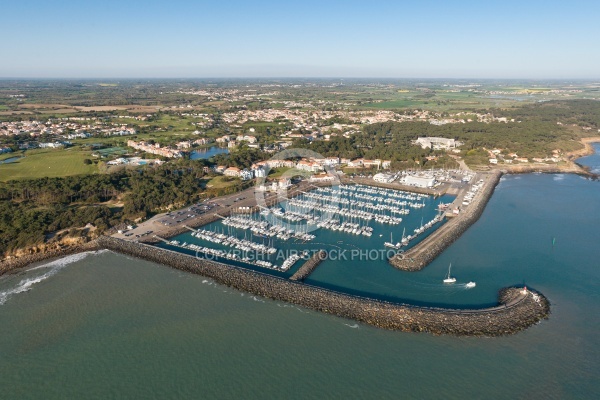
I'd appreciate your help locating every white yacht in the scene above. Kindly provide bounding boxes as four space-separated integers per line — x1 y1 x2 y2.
443 263 456 283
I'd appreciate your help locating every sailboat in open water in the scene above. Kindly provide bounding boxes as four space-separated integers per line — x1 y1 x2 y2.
443 263 456 283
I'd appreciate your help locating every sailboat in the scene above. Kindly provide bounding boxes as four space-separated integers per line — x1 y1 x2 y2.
443 263 456 283
384 232 398 248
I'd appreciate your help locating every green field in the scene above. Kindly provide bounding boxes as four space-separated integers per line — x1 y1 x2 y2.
204 175 240 189
267 167 294 178
0 151 23 161
0 148 98 181
363 99 422 109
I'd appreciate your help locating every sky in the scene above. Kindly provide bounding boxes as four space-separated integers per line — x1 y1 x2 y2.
2 0 599 79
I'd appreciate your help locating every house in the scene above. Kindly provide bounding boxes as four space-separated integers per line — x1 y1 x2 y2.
347 158 364 168
216 135 232 143
176 141 192 149
224 167 242 177
215 165 227 174
309 173 335 183
252 165 268 178
39 142 65 149
240 169 254 181
489 158 498 164
236 135 257 143
296 160 323 173
194 138 213 146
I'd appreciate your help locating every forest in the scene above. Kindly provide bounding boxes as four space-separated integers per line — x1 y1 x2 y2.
293 118 582 166
0 160 210 255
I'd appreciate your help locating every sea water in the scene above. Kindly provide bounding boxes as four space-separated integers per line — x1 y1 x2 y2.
0 173 598 398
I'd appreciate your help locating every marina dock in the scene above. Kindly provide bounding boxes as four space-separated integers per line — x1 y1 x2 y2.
390 170 503 271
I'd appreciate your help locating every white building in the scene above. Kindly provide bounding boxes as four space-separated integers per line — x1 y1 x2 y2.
403 175 435 188
39 142 65 149
252 165 268 178
240 169 254 181
224 167 242 177
373 173 395 183
415 137 460 150
309 173 335 183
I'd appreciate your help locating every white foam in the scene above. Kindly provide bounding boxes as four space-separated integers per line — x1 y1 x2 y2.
0 250 104 306
344 323 359 329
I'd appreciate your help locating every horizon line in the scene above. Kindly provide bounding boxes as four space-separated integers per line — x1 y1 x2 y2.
1 76 600 82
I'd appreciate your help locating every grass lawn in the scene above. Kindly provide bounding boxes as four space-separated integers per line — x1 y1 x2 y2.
267 167 294 179
204 175 240 189
0 151 24 161
0 148 98 181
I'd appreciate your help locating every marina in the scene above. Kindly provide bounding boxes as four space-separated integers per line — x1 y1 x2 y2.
156 181 458 301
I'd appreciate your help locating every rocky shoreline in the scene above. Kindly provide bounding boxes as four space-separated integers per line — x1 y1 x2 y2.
390 170 502 271
90 236 549 336
0 240 101 276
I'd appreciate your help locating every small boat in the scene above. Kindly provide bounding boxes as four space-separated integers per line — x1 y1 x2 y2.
384 232 396 248
465 281 476 288
443 263 456 284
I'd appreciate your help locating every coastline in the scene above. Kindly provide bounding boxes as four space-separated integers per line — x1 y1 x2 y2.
389 136 600 272
4 137 599 335
0 240 101 276
94 236 550 337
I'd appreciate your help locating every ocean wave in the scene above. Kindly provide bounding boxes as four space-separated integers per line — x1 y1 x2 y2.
0 250 104 306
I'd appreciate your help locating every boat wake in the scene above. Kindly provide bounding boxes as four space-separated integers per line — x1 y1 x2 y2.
0 250 105 306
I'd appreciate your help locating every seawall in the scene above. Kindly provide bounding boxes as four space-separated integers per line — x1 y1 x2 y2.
390 170 503 271
96 236 549 337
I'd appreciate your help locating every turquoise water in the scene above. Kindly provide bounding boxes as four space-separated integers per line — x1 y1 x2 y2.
1 169 599 398
190 146 229 160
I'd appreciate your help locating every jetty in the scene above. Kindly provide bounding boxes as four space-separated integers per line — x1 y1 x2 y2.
93 236 550 337
290 250 327 281
390 170 503 271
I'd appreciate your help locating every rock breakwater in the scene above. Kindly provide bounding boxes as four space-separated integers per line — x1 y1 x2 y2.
390 170 502 271
96 236 549 336
290 250 327 281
